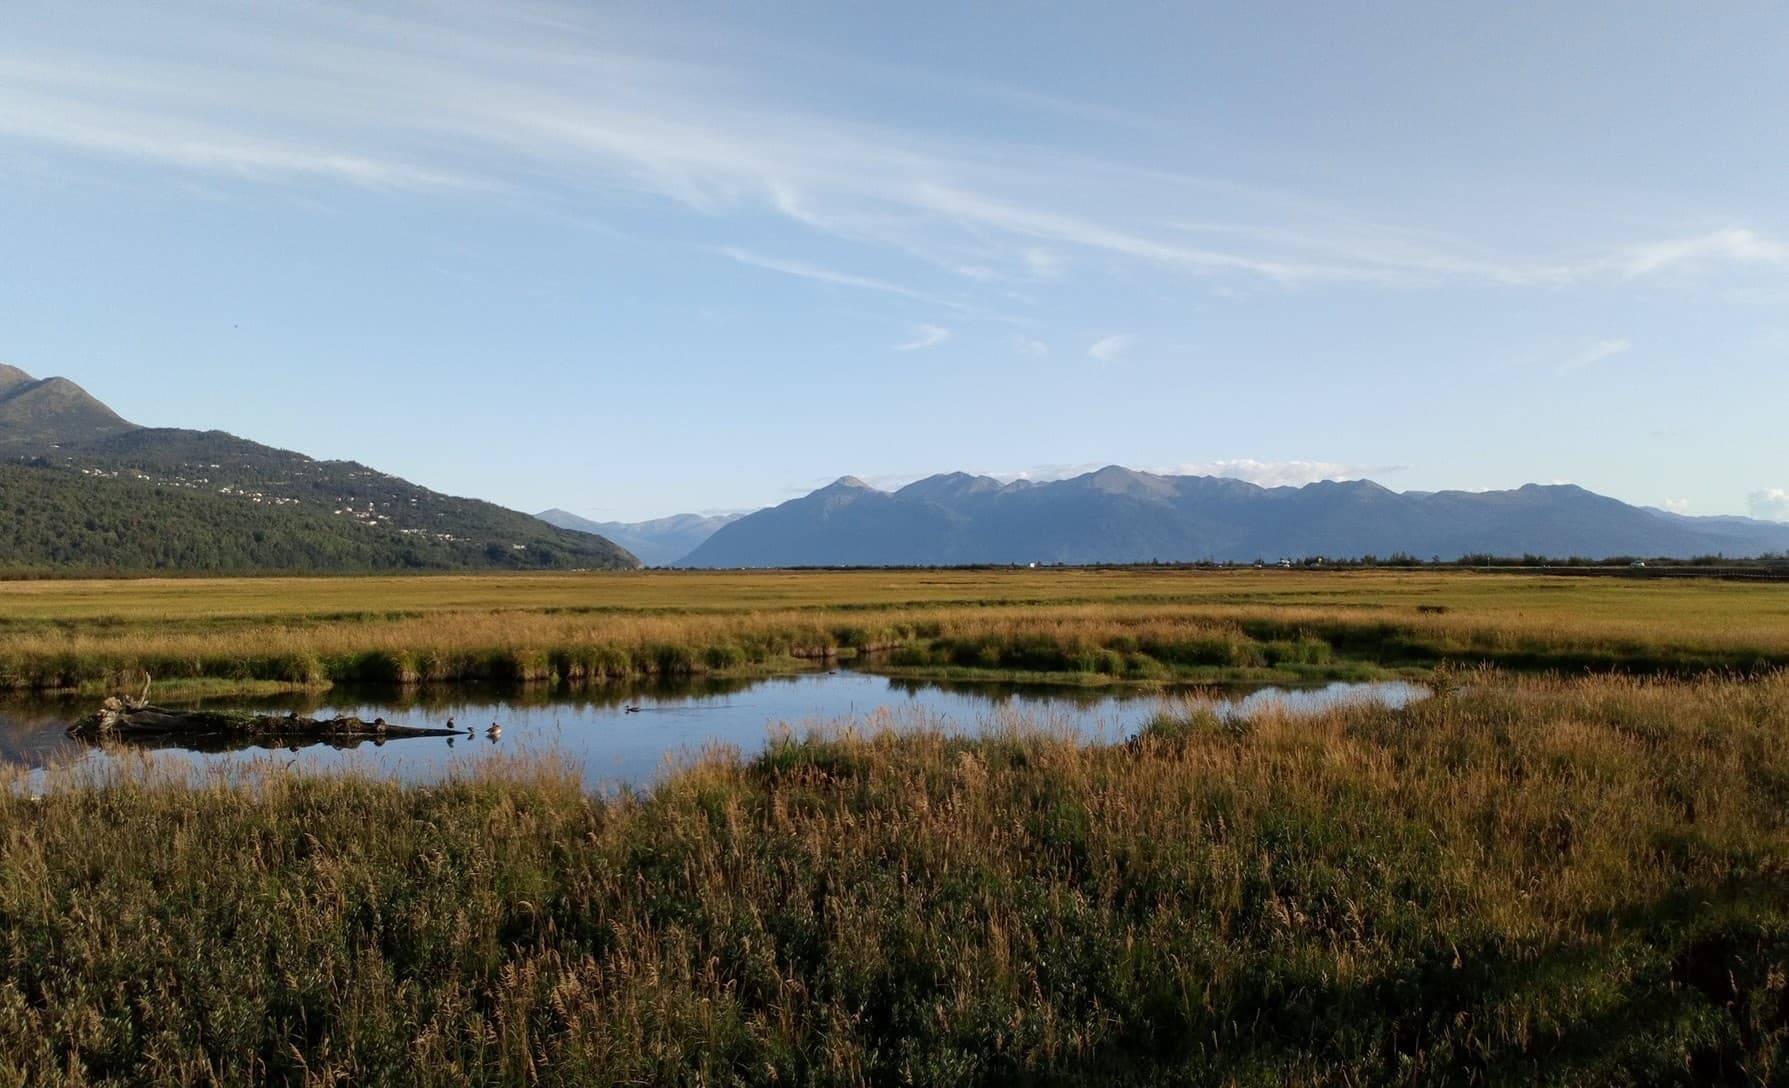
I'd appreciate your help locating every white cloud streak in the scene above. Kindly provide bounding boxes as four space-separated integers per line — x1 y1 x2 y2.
893 324 950 351
711 247 960 308
1559 338 1633 372
2 7 1785 300
1088 334 1133 362
0 83 479 191
1610 228 1789 278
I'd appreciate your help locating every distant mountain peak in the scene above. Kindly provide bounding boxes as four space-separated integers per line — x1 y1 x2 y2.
1078 464 1177 497
896 472 1008 502
534 507 749 566
822 475 878 492
1309 478 1393 495
0 367 138 451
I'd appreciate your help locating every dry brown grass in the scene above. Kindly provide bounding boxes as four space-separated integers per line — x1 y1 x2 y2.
2 671 1784 1084
4 569 1788 692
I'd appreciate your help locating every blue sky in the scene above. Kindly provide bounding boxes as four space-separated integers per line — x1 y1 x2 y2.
3 1 1786 523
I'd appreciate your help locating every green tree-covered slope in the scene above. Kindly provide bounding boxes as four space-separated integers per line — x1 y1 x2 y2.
0 461 636 573
0 365 638 573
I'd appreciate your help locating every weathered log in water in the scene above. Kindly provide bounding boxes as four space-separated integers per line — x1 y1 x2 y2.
71 697 462 746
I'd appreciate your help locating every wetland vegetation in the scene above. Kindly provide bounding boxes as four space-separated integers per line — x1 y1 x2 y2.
3 569 1787 1083
2 671 1785 1084
2 568 1787 695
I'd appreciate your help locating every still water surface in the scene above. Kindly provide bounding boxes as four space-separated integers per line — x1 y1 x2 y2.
0 670 1426 789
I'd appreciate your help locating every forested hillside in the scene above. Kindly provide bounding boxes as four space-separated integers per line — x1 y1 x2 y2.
0 365 639 574
54 428 641 561
0 461 635 574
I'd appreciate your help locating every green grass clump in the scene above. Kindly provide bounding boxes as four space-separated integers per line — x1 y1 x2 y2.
2 671 1786 1085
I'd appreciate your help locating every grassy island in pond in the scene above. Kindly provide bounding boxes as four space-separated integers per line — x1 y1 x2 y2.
2 568 1788 694
2 671 1785 1084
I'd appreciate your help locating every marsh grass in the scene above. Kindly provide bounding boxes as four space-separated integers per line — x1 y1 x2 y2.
2 671 1785 1085
3 570 1788 694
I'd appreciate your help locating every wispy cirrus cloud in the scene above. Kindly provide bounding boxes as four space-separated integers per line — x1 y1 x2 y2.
711 246 961 308
1558 337 1633 372
1609 228 1789 278
4 5 1786 304
893 324 950 351
1088 334 1133 362
0 80 479 192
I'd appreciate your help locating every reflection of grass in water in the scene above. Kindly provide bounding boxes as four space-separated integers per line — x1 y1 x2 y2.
3 671 1786 1083
181 673 788 717
3 569 1787 694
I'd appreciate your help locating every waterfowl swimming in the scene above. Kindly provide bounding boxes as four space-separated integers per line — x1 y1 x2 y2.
624 704 641 713
485 721 502 740
446 716 455 730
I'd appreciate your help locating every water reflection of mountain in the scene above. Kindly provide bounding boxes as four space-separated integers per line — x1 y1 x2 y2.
878 675 1307 711
881 676 1125 710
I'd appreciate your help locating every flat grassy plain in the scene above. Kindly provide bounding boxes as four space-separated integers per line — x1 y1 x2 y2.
2 568 1788 692
3 672 1785 1084
4 570 1788 1083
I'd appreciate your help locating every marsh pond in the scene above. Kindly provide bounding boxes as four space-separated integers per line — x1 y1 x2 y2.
2 669 1427 789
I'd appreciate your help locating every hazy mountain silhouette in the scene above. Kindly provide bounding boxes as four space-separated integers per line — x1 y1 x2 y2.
536 509 745 566
0 365 638 572
678 467 1789 567
674 477 968 567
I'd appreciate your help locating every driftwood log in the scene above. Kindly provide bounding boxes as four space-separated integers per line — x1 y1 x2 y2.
71 696 462 751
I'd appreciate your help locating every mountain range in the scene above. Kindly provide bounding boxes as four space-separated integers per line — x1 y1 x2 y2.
9 363 1788 574
535 509 745 567
663 468 1789 567
0 365 638 573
